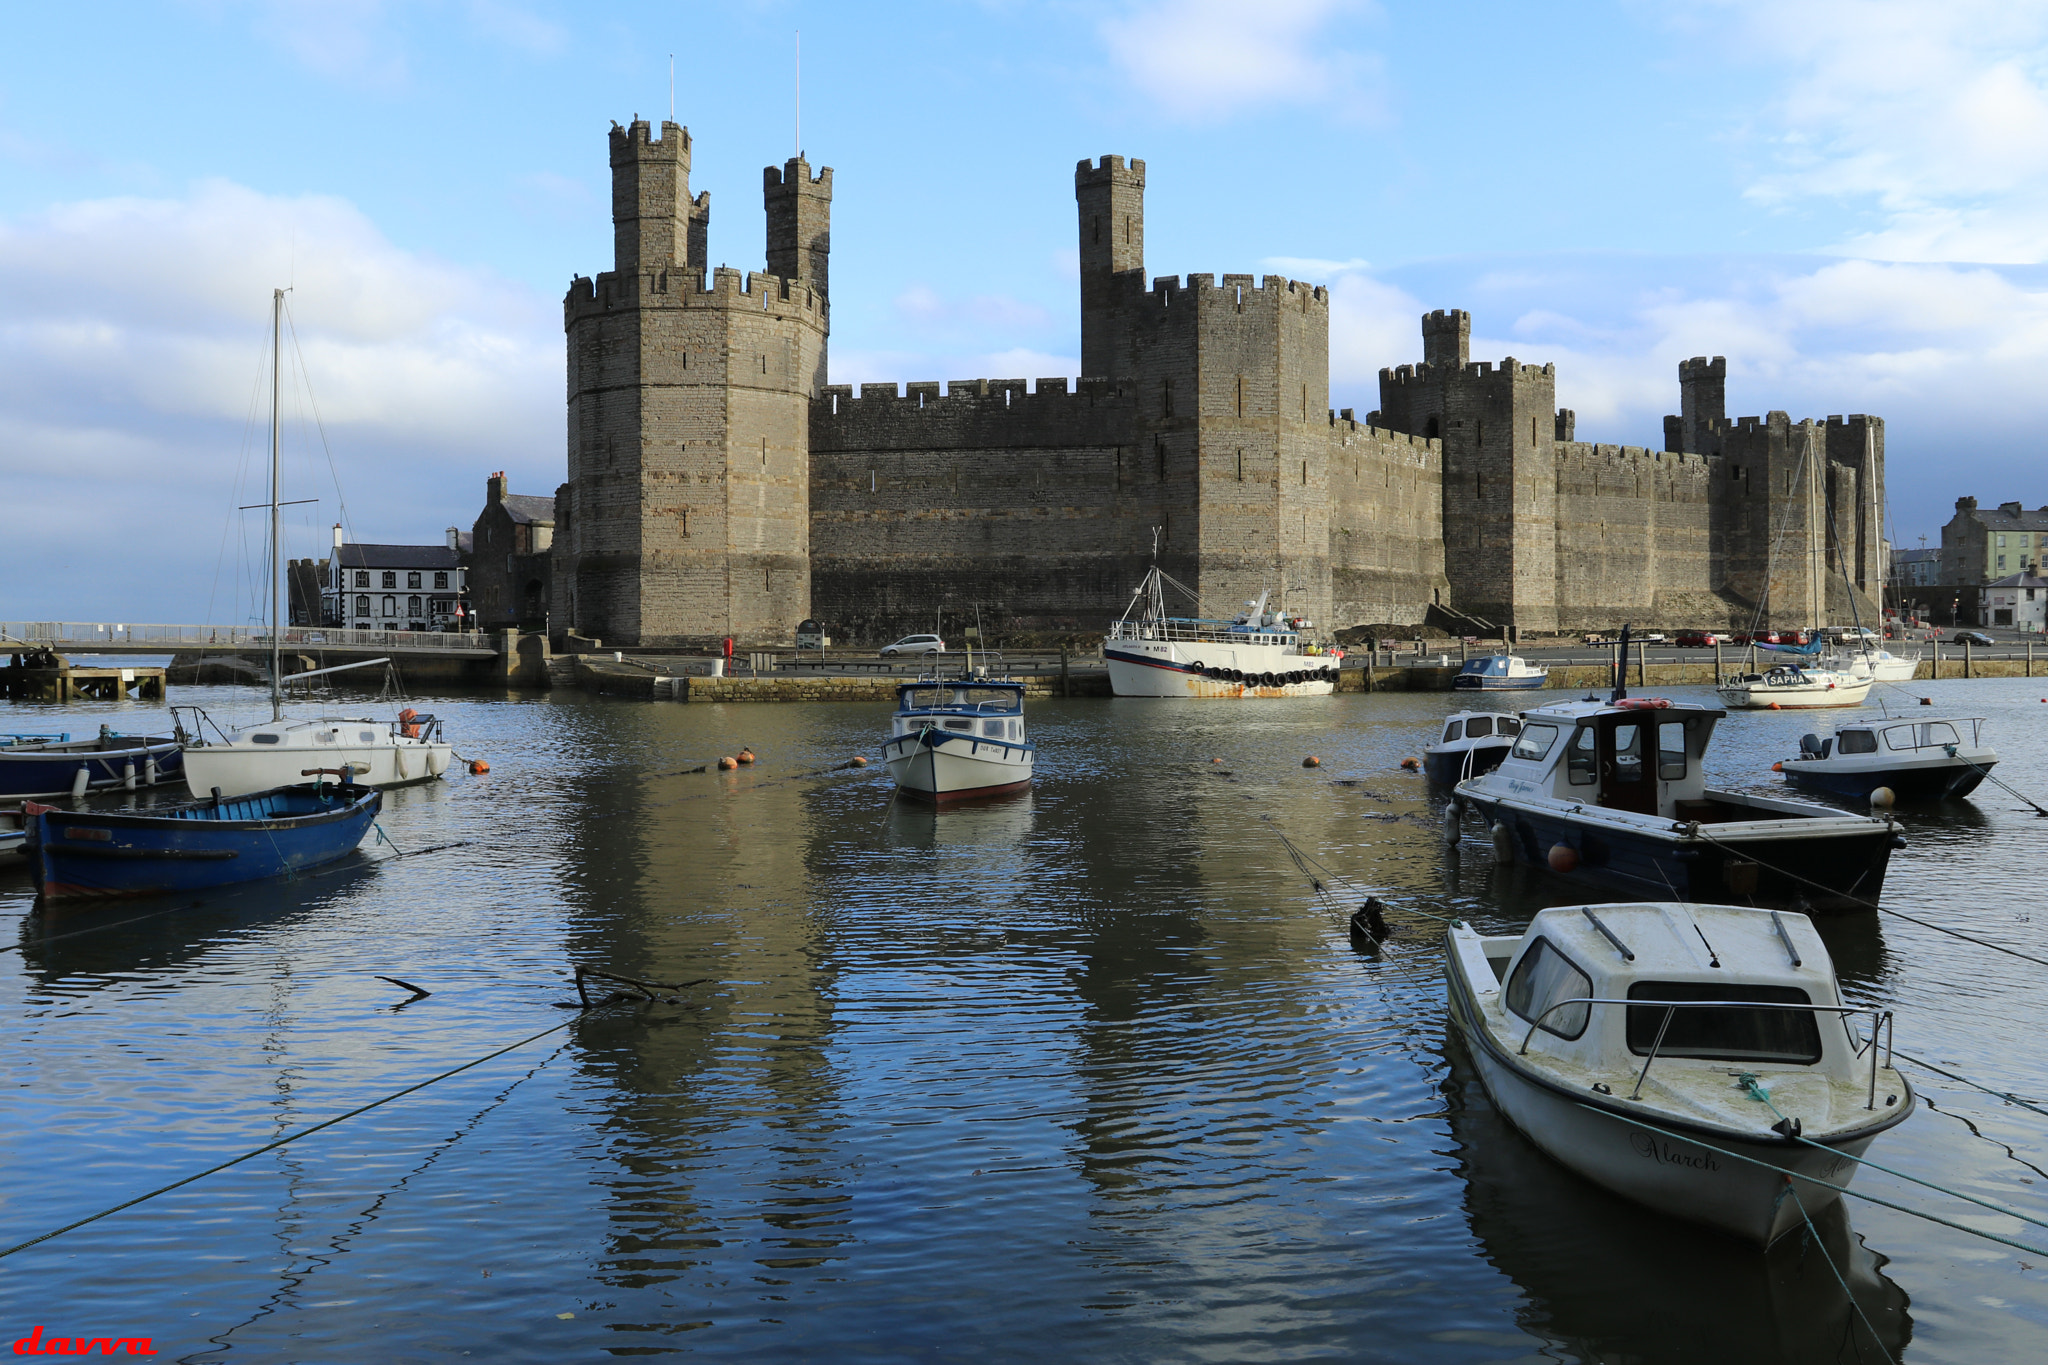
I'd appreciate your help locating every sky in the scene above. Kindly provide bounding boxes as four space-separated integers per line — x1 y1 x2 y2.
6 0 2048 622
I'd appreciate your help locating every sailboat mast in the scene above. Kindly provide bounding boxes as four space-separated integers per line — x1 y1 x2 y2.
270 287 283 723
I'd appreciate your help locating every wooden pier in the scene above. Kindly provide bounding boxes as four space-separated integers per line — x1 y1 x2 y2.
1 660 166 701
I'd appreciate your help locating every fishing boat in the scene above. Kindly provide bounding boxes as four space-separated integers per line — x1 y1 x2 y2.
177 289 454 798
1779 716 1995 803
1423 711 1523 785
1104 566 1339 698
1452 655 1549 691
24 773 381 900
1444 901 1914 1245
1452 629 1904 911
0 729 184 800
1716 663 1871 710
882 667 1033 802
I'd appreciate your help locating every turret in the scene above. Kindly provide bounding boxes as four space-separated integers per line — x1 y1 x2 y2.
765 156 833 296
1676 355 1727 454
1076 155 1145 380
1422 309 1469 368
610 118 697 277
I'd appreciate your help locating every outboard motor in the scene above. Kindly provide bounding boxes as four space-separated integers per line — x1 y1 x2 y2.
1800 733 1824 758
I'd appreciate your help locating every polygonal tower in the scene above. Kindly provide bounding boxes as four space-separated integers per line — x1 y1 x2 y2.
554 119 831 646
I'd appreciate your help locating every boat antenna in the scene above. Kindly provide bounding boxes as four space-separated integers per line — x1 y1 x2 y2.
269 285 288 724
1609 623 1632 703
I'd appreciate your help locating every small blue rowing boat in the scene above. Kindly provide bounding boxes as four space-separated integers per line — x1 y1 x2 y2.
0 729 184 800
25 775 381 900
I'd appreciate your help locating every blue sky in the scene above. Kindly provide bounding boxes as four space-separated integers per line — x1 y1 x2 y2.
6 0 2048 620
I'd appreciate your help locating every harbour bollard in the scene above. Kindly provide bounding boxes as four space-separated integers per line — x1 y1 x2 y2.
71 765 90 799
1490 821 1513 864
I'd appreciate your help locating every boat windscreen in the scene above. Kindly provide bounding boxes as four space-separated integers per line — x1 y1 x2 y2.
1837 729 1878 755
1624 982 1821 1064
1510 723 1559 761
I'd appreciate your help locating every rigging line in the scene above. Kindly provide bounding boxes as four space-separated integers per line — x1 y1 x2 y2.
1780 1180 1901 1365
1892 1047 2048 1123
1690 832 2048 969
1583 1103 2048 1259
0 1015 579 1262
283 300 359 553
207 331 274 628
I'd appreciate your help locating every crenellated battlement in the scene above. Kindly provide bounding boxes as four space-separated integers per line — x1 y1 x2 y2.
563 264 826 323
1076 154 1146 186
1138 272 1328 309
1555 440 1712 473
610 117 691 160
1378 357 1553 385
764 160 833 192
818 375 1121 417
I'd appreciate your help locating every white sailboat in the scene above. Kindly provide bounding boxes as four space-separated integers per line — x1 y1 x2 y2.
176 289 453 798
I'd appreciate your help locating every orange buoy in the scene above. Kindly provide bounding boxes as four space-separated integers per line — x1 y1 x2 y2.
1771 761 1783 772
718 756 738 770
1547 844 1579 873
1921 697 1933 706
1211 757 1224 764
737 747 756 764
851 756 868 766
1767 702 1781 710
1303 756 1321 768
1400 757 1421 771
468 759 490 775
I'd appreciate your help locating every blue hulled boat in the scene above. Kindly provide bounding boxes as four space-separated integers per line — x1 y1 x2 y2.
0 729 184 799
25 777 381 900
1452 655 1549 690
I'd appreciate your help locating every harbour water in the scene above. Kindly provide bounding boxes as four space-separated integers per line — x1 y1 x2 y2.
4 681 2048 1361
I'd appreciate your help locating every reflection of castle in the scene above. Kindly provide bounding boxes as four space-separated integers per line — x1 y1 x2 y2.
551 120 1883 646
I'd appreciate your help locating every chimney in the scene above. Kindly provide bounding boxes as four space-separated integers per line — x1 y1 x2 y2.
487 471 508 503
447 526 460 552
332 522 344 550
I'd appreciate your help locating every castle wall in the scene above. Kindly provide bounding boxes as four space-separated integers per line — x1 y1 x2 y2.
1548 441 1719 632
1325 418 1446 627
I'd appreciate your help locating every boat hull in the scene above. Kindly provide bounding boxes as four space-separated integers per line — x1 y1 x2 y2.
0 738 184 800
884 733 1033 802
1443 957 1881 1245
1104 642 1336 698
1784 757 1989 802
1717 675 1872 709
1424 741 1512 785
26 784 381 900
182 740 450 798
1455 789 1899 912
1452 675 1546 690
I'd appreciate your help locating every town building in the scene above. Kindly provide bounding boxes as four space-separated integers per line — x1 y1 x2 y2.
550 119 1887 647
1940 498 2048 584
319 527 468 632
1892 547 1939 588
1985 571 2048 632
469 473 556 632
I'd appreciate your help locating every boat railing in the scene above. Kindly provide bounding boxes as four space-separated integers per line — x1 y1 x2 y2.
1108 619 1297 646
169 706 234 748
1517 996 1897 1109
912 650 1015 683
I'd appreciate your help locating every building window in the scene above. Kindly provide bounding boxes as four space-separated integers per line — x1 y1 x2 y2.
1999 535 2008 547
1999 556 2008 570
408 594 423 616
408 572 422 589
354 571 369 588
382 595 397 617
434 572 448 589
382 571 397 589
355 594 369 616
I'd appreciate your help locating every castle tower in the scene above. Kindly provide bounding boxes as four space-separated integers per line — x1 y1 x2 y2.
1422 309 1469 368
1076 155 1145 381
555 118 830 646
1665 355 1727 456
765 157 832 325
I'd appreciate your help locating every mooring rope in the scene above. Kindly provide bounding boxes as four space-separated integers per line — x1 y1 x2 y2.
1262 816 1460 927
1890 1048 2048 1123
1778 1177 1899 1365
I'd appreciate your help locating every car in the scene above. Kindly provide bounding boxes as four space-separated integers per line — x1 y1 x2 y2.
1674 630 1722 647
880 634 945 657
1830 627 1880 643
1633 632 1667 643
1952 630 1996 646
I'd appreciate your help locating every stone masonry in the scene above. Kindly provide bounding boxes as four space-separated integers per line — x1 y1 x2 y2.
552 121 1884 644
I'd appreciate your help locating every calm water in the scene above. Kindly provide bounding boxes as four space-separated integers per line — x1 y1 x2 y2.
5 680 2048 1362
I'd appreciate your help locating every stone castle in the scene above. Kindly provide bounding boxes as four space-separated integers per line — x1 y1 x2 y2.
551 120 1886 645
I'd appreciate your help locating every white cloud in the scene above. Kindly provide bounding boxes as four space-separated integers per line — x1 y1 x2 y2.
1698 0 2048 261
0 180 557 620
1098 0 1384 123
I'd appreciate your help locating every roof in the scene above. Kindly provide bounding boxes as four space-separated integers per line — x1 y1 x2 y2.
336 543 462 570
1987 571 2048 589
1893 548 1938 564
498 493 555 526
1959 504 2048 531
454 530 474 554
1524 902 1833 995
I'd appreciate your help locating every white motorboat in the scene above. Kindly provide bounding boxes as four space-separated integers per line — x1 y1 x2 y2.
1825 647 1921 683
1104 567 1338 698
882 671 1033 802
1452 655 1549 690
1716 663 1870 709
176 289 455 798
1444 901 1914 1245
1422 710 1522 785
1779 715 1996 803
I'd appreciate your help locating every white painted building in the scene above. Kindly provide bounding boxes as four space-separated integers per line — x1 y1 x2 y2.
1984 571 2048 632
320 527 470 632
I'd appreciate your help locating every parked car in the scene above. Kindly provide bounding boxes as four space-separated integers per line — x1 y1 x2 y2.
1674 630 1722 647
880 634 946 657
1829 627 1880 643
1952 630 1996 646
1634 632 1667 643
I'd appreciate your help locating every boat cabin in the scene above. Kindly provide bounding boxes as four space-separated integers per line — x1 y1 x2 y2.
890 682 1027 744
1487 697 1735 822
1439 713 1522 745
1492 903 1856 1077
1800 717 1985 761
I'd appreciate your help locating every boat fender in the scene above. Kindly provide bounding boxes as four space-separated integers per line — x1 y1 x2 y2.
1547 843 1579 872
1263 673 1278 687
1891 834 1907 849
1441 803 1461 844
1869 786 1895 808
1771 761 1783 771
1768 702 1781 710
1190 661 1205 676
70 765 89 800
1490 822 1513 864
1349 897 1393 945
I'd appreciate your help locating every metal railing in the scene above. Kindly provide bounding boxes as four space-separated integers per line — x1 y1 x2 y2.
1517 996 1897 1109
1 621 493 654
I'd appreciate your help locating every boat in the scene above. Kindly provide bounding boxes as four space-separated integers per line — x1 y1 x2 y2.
1452 655 1549 690
0 728 184 799
177 289 454 798
1826 646 1921 683
1423 710 1523 785
1716 663 1871 710
1779 716 1995 803
882 665 1033 802
1453 631 1904 911
1 805 25 858
1444 900 1914 1245
1104 566 1339 698
23 773 381 900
